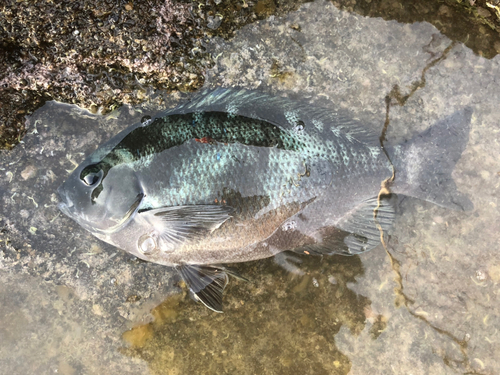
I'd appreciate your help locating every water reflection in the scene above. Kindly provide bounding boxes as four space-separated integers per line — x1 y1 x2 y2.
332 0 500 59
120 255 372 375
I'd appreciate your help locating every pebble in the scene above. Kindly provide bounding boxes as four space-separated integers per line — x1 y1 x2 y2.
21 165 37 180
477 7 491 18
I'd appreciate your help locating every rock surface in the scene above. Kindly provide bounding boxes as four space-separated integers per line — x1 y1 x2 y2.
1 1 499 374
0 0 309 149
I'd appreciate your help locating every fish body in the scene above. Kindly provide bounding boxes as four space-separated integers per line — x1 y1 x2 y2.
57 88 473 311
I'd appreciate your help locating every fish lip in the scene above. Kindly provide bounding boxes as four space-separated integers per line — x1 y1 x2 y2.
56 185 144 234
57 201 76 222
57 191 74 214
56 183 73 207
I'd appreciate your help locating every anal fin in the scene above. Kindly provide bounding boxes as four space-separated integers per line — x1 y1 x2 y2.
337 195 396 255
291 195 397 256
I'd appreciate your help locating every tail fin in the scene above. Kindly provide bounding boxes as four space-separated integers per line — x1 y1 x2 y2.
388 108 473 211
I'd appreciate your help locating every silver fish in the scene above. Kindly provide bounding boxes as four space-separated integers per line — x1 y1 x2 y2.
57 88 473 312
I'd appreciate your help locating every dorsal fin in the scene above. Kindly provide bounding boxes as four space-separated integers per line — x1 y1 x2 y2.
161 87 380 145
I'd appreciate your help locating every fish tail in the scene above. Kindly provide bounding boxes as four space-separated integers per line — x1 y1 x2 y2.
387 108 473 211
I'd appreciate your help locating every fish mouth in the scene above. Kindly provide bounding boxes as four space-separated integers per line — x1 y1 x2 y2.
58 201 71 217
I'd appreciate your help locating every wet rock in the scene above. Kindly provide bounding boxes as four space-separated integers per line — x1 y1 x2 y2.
207 15 223 30
2 0 499 150
1 1 499 374
332 0 500 60
0 0 309 150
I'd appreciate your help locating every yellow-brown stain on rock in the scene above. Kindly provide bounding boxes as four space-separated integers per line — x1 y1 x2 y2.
122 324 154 348
119 255 369 375
58 359 76 375
255 0 276 16
487 264 500 282
151 295 181 324
292 275 311 294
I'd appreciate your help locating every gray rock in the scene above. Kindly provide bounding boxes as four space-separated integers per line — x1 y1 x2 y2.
1 1 499 374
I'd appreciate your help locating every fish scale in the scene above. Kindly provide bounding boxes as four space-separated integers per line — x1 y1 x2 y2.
57 87 473 312
138 137 312 213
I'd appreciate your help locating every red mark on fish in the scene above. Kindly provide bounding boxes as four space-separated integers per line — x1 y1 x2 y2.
195 136 216 145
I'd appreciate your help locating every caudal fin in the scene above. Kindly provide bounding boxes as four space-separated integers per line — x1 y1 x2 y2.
388 108 473 211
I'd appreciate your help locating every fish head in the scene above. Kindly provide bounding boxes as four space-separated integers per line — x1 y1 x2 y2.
58 160 144 235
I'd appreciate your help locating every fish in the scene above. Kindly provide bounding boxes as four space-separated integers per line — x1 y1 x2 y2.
57 88 473 312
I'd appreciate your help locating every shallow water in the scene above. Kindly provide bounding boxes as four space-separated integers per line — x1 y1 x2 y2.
1 1 499 374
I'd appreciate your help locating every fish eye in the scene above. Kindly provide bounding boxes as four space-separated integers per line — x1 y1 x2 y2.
83 173 100 186
80 164 103 187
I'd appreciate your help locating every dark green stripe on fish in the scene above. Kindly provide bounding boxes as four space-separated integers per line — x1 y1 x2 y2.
80 111 306 201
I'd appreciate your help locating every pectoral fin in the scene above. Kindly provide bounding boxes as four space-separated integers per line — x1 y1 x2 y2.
137 205 233 249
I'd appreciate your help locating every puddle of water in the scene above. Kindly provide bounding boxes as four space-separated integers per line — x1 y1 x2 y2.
1 1 499 374
120 255 366 375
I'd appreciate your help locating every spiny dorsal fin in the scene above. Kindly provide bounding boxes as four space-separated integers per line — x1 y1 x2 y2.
162 87 380 145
